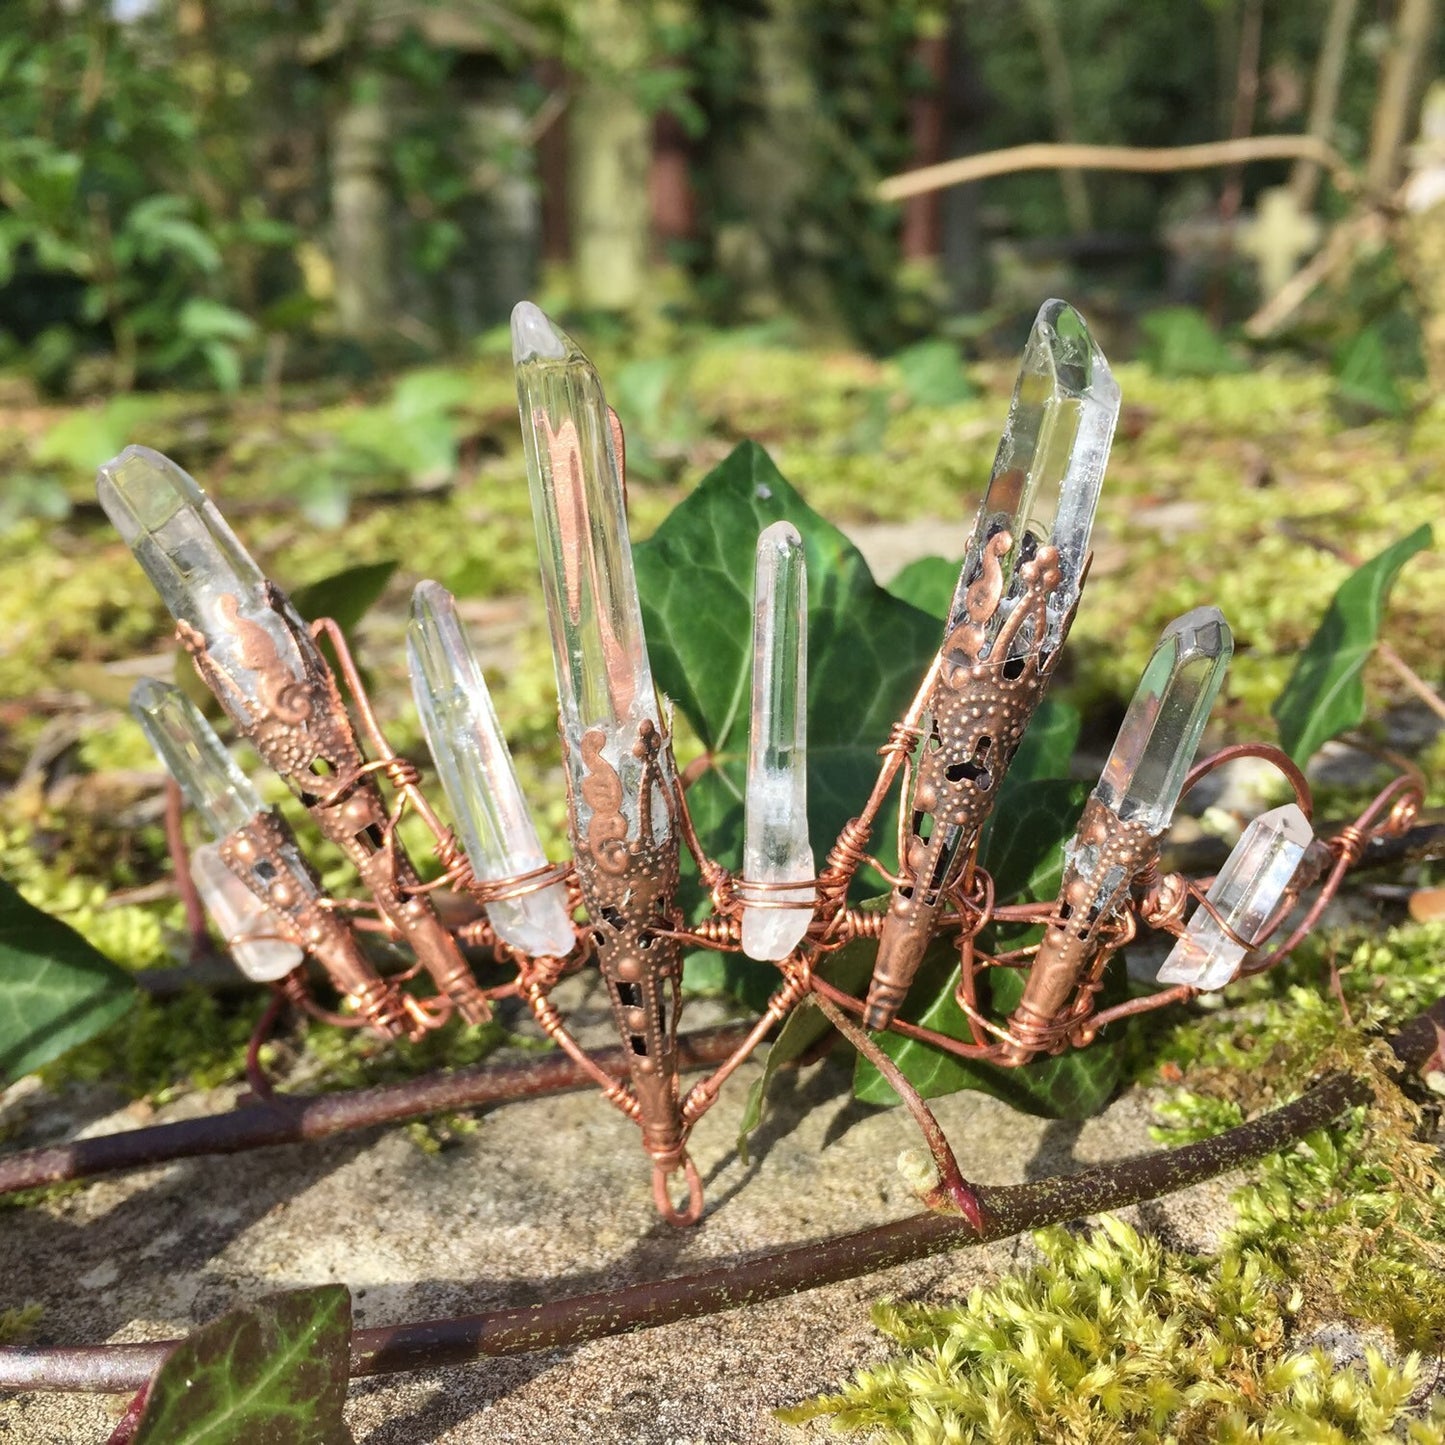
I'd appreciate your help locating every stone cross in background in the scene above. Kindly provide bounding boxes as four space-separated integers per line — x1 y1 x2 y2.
1238 186 1323 298
1404 81 1445 215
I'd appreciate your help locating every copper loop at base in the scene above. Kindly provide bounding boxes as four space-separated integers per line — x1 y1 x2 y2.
652 1155 705 1227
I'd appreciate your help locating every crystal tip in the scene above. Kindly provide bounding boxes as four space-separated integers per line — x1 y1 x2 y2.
95 444 198 518
129 676 178 716
510 301 568 365
410 578 449 615
1160 605 1233 661
1031 297 1119 406
758 519 803 553
1257 802 1314 846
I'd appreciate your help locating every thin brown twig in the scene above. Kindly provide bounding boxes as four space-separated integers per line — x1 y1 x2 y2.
162 778 209 961
1377 643 1445 726
876 135 1357 204
0 1025 754 1200
813 991 985 1230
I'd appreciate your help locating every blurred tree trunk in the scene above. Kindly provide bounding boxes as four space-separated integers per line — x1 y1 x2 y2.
940 11 989 312
1021 0 1091 234
567 0 651 310
536 58 571 263
1367 0 1439 193
1218 0 1263 223
901 29 948 261
1289 0 1359 209
332 83 395 339
650 104 696 250
710 0 832 320
461 81 539 330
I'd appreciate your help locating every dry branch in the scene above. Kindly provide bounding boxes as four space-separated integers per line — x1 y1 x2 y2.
876 136 1356 204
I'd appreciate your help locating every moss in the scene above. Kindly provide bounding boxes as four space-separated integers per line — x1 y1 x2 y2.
0 1303 43 1345
1140 925 1445 1361
43 987 260 1102
6 343 1441 752
782 1215 1439 1442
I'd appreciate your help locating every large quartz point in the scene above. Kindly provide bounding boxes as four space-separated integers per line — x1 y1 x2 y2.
130 678 263 839
741 522 813 961
1157 803 1314 991
407 581 576 957
1095 607 1233 834
511 300 674 844
189 841 304 982
947 299 1120 660
98 446 319 728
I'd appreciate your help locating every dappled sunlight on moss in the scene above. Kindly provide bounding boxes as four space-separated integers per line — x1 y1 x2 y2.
783 1215 1443 1442
3 341 1439 746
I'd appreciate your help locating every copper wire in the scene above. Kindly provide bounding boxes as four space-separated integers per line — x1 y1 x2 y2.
465 859 576 906
1180 741 1315 822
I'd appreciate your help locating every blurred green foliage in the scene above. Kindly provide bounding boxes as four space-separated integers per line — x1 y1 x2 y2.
3 0 1444 378
0 0 312 392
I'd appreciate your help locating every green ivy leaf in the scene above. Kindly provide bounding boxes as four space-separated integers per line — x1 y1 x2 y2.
851 938 1124 1119
131 1285 354 1445
292 560 398 638
885 556 958 620
1272 525 1433 764
1003 702 1081 797
980 778 1090 905
0 877 137 1084
1139 306 1244 378
635 440 941 892
1334 325 1407 419
893 339 976 406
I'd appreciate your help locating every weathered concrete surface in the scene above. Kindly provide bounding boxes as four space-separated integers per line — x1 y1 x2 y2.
0 979 1243 1444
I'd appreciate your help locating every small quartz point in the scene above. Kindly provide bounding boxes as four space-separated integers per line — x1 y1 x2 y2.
1095 607 1233 834
97 446 319 729
512 300 674 843
1157 804 1314 991
189 841 304 982
947 299 1120 659
131 679 305 981
130 678 263 839
407 581 576 957
741 522 813 961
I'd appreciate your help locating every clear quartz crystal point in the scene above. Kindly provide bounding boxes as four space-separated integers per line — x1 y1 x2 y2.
189 841 304 983
406 581 575 957
130 678 263 840
947 299 1120 658
132 679 307 982
1157 803 1314 991
511 300 674 842
97 446 319 727
1094 607 1233 834
741 522 813 961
